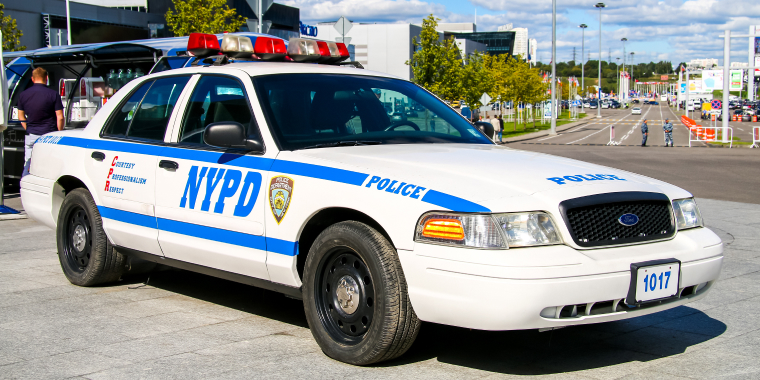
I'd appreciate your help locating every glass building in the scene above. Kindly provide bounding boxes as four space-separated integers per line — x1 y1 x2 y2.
447 31 516 57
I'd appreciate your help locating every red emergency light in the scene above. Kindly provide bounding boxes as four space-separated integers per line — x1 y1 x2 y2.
336 43 350 59
254 36 287 60
187 33 221 58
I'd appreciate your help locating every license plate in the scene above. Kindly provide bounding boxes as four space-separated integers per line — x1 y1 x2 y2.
626 260 681 304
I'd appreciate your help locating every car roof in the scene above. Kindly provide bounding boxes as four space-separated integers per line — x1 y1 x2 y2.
229 62 401 79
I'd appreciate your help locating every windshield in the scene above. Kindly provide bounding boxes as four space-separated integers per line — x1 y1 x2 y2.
252 74 493 150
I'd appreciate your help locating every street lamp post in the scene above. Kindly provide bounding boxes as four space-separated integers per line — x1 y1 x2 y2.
616 57 620 98
579 24 588 102
621 37 627 100
630 51 635 96
550 0 557 134
595 2 606 119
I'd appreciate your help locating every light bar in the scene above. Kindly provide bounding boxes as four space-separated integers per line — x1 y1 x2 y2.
187 33 221 58
221 35 253 58
254 36 287 61
335 43 350 61
287 38 321 62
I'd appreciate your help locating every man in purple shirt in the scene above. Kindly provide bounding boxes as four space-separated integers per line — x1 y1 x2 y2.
17 67 64 177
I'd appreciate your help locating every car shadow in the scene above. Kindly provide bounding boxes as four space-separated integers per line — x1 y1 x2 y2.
134 269 726 375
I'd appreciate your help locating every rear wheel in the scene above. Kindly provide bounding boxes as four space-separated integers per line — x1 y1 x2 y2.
303 221 420 365
57 188 124 286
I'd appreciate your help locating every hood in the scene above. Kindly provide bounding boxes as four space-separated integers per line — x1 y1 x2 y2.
289 144 685 208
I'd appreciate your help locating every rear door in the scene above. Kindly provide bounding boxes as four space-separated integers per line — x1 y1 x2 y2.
87 75 193 255
155 73 273 280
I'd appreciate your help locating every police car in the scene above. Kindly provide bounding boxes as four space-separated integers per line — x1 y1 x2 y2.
20 33 723 365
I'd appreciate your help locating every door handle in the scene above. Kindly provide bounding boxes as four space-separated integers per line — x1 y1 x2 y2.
158 160 179 170
91 151 105 161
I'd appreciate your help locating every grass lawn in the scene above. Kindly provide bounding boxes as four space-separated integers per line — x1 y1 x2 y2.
500 111 586 139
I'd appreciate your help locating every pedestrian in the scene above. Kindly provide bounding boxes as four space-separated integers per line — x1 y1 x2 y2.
490 113 501 142
641 119 648 147
497 115 504 141
663 118 674 147
17 67 64 177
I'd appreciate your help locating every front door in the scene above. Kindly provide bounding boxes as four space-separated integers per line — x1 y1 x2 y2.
87 75 192 255
155 74 273 280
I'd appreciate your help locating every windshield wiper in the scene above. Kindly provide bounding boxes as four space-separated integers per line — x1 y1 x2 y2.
300 140 382 150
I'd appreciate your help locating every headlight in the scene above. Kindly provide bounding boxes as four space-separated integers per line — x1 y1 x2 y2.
416 213 505 249
672 198 703 230
415 212 562 249
493 212 562 247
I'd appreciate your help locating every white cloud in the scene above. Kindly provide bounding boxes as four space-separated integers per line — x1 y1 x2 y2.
288 0 760 64
281 0 445 22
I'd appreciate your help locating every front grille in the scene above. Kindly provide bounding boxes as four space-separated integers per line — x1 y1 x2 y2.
559 192 675 248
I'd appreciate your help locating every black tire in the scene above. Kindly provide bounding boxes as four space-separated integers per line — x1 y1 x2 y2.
56 188 125 286
302 221 420 365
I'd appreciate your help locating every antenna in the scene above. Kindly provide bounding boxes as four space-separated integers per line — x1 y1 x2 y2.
608 48 611 63
573 47 577 62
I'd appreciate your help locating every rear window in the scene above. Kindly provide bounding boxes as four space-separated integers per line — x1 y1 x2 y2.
252 74 492 150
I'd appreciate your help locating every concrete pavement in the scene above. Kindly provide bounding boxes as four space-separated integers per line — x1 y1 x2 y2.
1 197 758 379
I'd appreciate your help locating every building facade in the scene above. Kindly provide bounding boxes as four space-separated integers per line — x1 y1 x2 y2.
315 22 422 80
509 27 528 58
447 31 516 57
3 0 299 51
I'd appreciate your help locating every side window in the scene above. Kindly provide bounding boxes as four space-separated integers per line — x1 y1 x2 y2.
128 76 191 141
103 80 153 137
178 76 253 145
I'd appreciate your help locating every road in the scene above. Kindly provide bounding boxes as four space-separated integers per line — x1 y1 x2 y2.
529 103 756 147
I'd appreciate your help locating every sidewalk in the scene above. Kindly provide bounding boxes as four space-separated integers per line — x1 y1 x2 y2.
498 114 592 144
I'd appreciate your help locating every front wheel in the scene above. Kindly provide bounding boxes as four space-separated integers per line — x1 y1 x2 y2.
56 188 125 286
302 221 420 365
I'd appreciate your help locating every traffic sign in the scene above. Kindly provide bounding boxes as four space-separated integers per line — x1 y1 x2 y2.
480 92 492 106
334 16 353 36
711 100 722 109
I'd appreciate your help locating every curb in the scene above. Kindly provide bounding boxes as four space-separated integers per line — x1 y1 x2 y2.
499 117 592 144
0 212 28 221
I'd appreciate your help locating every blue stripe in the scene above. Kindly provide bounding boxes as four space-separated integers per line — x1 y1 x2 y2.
265 237 299 256
421 190 491 213
97 206 157 229
269 160 369 187
157 218 268 251
66 137 488 212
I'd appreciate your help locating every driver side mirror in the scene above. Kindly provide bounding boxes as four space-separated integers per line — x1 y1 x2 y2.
473 121 495 140
204 122 264 152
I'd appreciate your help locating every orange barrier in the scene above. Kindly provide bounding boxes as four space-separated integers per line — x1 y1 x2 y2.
753 115 758 122
733 114 738 122
681 115 696 128
705 128 716 141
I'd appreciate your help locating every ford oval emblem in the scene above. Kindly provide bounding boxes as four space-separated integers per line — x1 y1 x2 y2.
618 214 639 226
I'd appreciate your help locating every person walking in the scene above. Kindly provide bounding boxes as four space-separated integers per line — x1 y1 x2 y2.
497 115 504 141
640 119 649 147
17 68 64 177
490 114 501 142
663 118 674 147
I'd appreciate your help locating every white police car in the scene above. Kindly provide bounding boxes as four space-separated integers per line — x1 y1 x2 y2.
20 34 723 365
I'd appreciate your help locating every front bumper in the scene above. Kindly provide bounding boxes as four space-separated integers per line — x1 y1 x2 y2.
399 227 723 331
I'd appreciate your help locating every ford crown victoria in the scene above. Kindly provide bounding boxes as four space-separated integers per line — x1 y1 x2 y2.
20 34 723 365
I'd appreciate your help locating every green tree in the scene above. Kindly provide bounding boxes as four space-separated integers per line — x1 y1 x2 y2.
406 14 463 102
0 4 24 51
165 0 247 36
459 51 491 111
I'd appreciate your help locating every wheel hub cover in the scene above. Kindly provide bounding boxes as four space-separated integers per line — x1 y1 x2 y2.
336 275 359 314
72 225 86 252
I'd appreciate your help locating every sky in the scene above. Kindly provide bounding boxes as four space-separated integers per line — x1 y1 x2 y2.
283 0 760 67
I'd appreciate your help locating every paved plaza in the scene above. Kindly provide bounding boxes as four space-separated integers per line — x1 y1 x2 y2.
1 153 760 378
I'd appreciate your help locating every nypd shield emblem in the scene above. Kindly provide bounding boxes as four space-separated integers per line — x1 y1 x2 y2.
269 176 294 224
